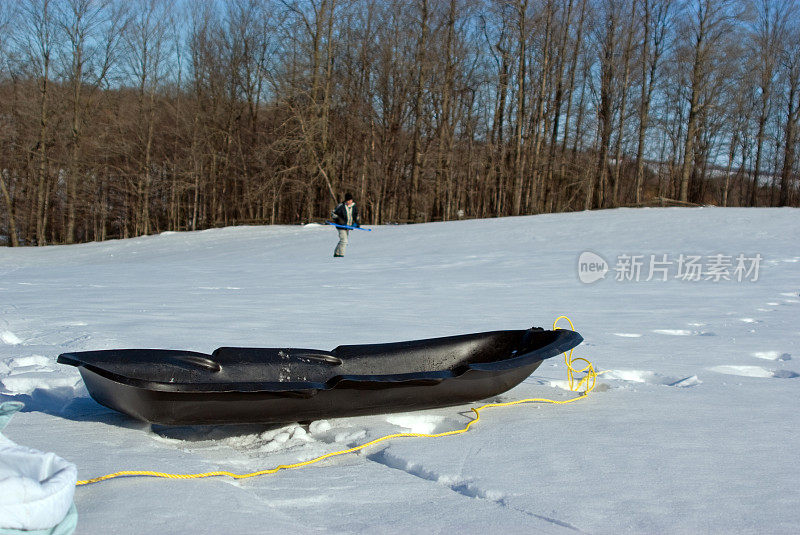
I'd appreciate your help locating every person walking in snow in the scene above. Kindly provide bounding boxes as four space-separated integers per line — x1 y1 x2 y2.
331 193 360 257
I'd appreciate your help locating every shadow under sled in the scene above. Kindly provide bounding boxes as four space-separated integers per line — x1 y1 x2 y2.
57 326 582 426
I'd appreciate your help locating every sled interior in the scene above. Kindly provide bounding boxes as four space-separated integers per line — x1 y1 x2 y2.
57 328 579 393
57 327 582 425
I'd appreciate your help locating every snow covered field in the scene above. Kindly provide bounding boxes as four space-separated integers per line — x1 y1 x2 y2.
1 207 798 534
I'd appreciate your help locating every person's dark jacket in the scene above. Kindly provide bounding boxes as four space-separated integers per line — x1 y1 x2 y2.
331 202 360 228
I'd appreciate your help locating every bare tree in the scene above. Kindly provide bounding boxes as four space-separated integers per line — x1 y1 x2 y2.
123 0 173 236
588 0 622 210
542 0 577 213
481 2 513 217
407 0 429 221
634 0 673 203
278 0 339 222
747 0 791 206
524 0 552 213
58 0 125 243
610 0 637 206
677 0 735 203
779 12 800 206
17 0 60 245
721 64 753 206
0 3 19 246
557 0 588 208
510 0 527 216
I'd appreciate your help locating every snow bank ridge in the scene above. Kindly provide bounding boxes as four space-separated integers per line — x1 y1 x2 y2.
0 331 22 345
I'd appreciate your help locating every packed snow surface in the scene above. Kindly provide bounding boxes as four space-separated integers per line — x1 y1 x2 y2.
1 207 798 534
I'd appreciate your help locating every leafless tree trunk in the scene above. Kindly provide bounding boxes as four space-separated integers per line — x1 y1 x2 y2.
610 0 637 207
0 170 18 247
543 0 575 213
678 0 733 203
779 23 800 207
125 0 172 236
59 0 122 243
511 0 527 216
748 0 789 206
0 4 19 246
527 0 554 213
482 6 512 217
634 0 671 203
408 0 428 221
558 0 587 197
19 0 57 245
588 0 619 210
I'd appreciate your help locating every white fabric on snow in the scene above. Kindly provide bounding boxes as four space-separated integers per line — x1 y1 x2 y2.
0 402 77 531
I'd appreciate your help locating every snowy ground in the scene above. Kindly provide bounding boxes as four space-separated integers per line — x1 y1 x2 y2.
1 207 798 534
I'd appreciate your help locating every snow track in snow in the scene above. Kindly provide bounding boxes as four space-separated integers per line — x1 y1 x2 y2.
2 207 799 533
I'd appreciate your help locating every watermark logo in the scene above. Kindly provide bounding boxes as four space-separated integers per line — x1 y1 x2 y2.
578 251 609 284
577 252 762 283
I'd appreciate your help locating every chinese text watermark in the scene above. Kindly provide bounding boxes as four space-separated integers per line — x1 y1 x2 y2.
578 252 762 284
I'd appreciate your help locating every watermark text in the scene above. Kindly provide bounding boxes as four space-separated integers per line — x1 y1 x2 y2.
578 252 762 283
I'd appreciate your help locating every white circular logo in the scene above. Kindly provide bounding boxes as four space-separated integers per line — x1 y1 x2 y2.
578 252 609 284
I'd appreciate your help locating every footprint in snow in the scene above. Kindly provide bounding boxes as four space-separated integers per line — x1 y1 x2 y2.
708 365 799 379
601 369 701 388
652 329 716 337
752 351 791 361
0 331 23 345
3 354 52 370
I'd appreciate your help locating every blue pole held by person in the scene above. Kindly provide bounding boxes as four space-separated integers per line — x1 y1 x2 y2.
330 193 362 257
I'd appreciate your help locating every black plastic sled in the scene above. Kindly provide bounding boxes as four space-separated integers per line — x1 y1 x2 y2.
57 326 582 426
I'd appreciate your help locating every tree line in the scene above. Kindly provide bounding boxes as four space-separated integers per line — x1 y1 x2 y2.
0 0 798 246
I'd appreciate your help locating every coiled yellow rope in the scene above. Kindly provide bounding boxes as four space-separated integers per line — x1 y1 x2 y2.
76 316 596 486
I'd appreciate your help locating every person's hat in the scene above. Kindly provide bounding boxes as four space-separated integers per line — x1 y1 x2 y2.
344 193 353 202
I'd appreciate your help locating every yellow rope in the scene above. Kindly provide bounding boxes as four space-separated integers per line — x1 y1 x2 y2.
76 316 596 486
